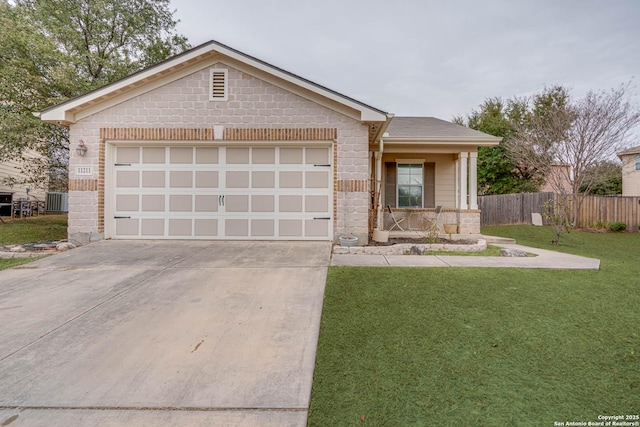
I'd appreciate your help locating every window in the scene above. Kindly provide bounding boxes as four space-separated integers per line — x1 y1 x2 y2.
209 68 228 101
397 164 423 208
636 155 640 171
384 161 435 208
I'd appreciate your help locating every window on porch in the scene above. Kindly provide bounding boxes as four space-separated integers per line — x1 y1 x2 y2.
385 161 435 209
636 155 640 171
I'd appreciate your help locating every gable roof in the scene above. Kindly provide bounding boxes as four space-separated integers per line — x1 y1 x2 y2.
37 39 389 126
617 145 640 157
385 117 501 145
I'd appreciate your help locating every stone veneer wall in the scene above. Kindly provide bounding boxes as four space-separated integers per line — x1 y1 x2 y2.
67 63 370 243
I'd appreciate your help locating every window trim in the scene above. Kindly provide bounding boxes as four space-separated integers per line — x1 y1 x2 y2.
209 68 228 101
635 155 640 171
396 160 424 209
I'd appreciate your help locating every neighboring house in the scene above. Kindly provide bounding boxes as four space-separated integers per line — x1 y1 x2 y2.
539 164 572 194
617 145 640 196
0 157 47 217
37 40 500 244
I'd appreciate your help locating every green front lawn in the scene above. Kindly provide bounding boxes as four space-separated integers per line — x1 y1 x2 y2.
0 215 67 271
309 226 639 426
0 214 67 246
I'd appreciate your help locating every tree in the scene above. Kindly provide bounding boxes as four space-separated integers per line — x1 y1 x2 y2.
579 160 622 195
508 84 640 225
453 86 569 195
0 0 190 190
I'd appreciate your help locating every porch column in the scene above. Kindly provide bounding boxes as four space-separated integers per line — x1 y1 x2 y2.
458 152 469 210
469 151 478 210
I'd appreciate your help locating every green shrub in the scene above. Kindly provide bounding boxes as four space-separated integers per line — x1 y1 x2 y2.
609 221 627 232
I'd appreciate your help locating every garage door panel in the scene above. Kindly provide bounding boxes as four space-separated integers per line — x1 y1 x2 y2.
195 147 219 164
169 195 192 212
117 147 140 164
142 171 165 188
112 145 331 240
195 195 218 212
251 219 275 236
169 219 192 236
279 219 302 237
170 147 193 164
280 195 302 212
141 219 164 236
305 171 329 188
226 219 248 236
306 148 330 164
116 218 139 236
280 172 302 188
116 195 139 211
117 171 139 187
141 195 165 212
252 171 275 188
194 219 218 237
226 171 249 188
195 171 218 188
252 148 275 164
169 171 192 188
306 195 328 212
252 195 274 212
305 219 329 237
280 148 303 164
142 147 165 163
226 148 249 164
225 195 249 212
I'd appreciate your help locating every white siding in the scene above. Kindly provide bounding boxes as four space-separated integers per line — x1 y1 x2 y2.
621 154 640 196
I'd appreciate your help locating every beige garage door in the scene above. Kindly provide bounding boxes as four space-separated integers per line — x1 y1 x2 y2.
110 145 332 240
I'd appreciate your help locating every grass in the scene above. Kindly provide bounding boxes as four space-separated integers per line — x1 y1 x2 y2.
0 214 67 246
0 215 67 271
309 226 639 426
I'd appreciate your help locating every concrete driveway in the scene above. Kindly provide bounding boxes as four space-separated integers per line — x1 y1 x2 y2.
0 240 331 426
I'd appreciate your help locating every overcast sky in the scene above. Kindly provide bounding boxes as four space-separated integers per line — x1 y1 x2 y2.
169 0 640 121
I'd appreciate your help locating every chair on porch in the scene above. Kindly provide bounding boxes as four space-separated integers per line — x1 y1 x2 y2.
422 205 442 234
387 205 405 231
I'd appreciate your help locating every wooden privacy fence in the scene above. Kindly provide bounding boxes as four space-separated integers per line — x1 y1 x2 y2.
576 195 640 232
479 192 640 231
478 192 555 226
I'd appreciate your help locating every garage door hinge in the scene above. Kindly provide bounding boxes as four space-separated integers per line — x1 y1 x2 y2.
114 216 131 219
114 163 132 166
313 217 331 220
313 164 331 167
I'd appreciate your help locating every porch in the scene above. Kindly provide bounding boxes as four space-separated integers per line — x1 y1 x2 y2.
367 117 501 239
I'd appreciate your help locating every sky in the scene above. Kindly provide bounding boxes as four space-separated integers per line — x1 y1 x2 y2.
168 0 640 121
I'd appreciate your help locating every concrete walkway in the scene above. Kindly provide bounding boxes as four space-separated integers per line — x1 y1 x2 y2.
0 240 332 426
332 242 600 269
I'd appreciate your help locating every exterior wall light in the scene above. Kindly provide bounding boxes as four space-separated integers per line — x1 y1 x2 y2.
76 140 87 156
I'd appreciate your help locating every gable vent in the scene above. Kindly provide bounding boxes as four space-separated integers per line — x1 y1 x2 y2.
209 68 228 101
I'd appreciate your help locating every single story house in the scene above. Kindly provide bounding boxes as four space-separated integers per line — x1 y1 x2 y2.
617 145 640 196
37 40 500 244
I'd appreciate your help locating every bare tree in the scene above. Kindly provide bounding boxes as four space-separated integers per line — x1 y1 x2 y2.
507 84 640 226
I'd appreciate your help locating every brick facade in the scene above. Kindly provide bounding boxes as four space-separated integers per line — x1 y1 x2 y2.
68 64 370 243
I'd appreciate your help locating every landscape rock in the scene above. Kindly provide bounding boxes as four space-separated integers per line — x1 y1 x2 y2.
56 242 77 251
9 246 26 253
408 246 424 255
500 248 528 257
